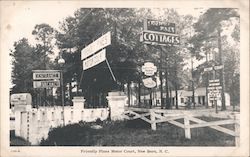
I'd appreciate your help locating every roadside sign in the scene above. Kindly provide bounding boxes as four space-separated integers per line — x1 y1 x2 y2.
208 86 222 90
209 82 220 87
142 77 156 88
83 49 106 70
214 65 224 70
209 79 220 83
144 19 176 34
141 62 157 76
33 80 60 88
204 67 213 72
204 65 223 72
140 30 180 46
33 70 60 80
81 31 111 60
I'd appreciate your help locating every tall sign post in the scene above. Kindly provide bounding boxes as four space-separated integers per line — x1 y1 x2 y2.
141 62 157 108
141 19 180 109
204 64 223 113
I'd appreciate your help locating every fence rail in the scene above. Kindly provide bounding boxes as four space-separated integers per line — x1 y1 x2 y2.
123 107 240 146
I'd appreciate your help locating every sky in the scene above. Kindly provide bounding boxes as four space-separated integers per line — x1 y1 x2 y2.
0 1 208 88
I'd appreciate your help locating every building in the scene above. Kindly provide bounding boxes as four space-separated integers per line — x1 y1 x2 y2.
140 87 230 108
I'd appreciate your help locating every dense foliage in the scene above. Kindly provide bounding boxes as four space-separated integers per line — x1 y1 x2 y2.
10 8 240 107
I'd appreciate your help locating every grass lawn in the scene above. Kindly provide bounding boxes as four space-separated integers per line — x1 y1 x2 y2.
40 117 235 146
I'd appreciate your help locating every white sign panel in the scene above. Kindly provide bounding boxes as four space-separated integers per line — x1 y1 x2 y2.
33 70 60 80
83 49 106 70
209 82 220 87
142 77 156 88
140 30 180 46
204 67 213 72
208 86 222 90
33 80 60 88
214 65 224 70
81 31 111 60
142 62 157 76
209 79 220 83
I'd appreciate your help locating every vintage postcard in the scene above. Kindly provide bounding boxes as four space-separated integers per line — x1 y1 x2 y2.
0 0 249 156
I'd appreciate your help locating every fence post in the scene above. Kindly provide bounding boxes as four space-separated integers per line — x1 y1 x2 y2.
234 114 240 147
184 116 191 139
150 110 156 131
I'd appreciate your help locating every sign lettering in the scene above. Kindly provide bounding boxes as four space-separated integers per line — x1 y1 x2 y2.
141 31 180 46
33 70 60 80
145 19 176 34
142 77 156 88
83 49 106 70
81 32 111 60
141 62 157 76
33 80 60 88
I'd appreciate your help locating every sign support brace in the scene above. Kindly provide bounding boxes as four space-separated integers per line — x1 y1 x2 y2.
105 59 116 82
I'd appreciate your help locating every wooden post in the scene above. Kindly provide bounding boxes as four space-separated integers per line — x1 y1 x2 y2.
184 116 191 139
150 110 156 131
234 114 240 147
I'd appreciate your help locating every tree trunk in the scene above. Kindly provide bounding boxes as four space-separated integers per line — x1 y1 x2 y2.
138 79 141 107
218 27 226 110
127 82 130 107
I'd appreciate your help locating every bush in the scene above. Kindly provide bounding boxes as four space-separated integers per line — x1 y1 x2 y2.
125 118 151 129
10 131 31 146
40 123 100 146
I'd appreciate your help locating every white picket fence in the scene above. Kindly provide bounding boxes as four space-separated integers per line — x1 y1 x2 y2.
123 107 240 146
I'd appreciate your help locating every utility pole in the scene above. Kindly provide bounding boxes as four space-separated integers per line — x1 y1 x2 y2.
165 48 170 109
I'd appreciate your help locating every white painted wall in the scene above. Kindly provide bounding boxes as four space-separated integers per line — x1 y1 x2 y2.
13 96 109 145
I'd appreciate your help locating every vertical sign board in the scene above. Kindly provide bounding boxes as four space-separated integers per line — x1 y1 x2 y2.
208 79 222 99
81 31 111 60
83 49 106 70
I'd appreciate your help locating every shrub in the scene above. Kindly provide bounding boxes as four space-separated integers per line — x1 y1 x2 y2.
40 123 100 146
10 131 31 146
125 118 151 129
